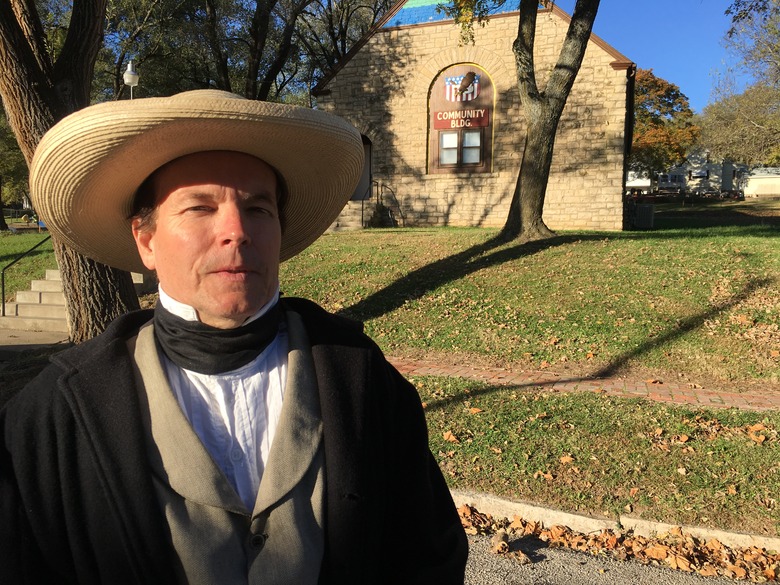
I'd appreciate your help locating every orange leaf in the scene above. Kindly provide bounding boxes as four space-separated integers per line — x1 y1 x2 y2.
443 431 460 444
698 566 719 577
469 407 483 415
644 544 671 560
559 455 574 465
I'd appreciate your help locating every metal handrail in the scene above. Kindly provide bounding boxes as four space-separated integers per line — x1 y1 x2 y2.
2 235 52 317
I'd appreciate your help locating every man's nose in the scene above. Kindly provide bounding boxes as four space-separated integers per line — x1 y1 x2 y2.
218 203 251 245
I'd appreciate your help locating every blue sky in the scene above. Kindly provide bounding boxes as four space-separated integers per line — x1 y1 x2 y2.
555 0 748 113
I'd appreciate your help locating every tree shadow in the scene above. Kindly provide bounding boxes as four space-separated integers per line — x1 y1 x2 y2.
337 232 597 322
591 276 775 379
416 274 775 413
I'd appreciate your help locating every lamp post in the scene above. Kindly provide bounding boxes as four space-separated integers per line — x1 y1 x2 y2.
123 60 139 99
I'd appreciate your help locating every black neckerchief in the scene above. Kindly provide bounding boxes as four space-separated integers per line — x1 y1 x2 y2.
153 302 281 375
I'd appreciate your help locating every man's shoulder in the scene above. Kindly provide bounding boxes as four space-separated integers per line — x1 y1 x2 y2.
52 309 155 369
280 297 364 337
3 309 153 413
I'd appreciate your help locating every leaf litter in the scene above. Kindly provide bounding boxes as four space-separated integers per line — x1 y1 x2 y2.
458 504 780 582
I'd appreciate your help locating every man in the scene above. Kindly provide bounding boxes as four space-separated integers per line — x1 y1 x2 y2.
0 90 467 584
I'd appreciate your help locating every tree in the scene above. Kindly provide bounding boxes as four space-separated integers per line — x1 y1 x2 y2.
0 0 140 342
700 83 780 165
725 0 780 86
444 0 602 242
0 106 29 230
629 68 700 178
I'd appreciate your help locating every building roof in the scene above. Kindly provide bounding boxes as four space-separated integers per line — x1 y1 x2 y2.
381 0 518 29
313 1 633 96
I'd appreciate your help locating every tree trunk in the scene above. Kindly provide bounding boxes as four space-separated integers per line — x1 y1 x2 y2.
0 176 8 231
0 0 140 343
500 113 559 242
53 240 141 340
501 0 601 243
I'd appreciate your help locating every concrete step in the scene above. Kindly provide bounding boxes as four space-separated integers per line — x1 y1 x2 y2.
0 315 69 333
5 302 66 319
1 269 155 332
31 279 64 292
16 290 66 305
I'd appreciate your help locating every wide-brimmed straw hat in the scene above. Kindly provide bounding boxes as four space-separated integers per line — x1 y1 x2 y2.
29 90 364 273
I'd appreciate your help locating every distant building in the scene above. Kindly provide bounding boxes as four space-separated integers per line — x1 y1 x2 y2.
668 149 747 196
315 1 635 231
744 167 780 198
627 149 749 197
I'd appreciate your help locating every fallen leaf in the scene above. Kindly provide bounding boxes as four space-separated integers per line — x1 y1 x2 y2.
644 544 671 560
727 484 737 495
509 550 532 565
443 431 460 444
677 467 687 475
559 455 574 465
469 407 483 415
647 378 663 385
698 565 719 577
629 487 640 497
490 530 509 554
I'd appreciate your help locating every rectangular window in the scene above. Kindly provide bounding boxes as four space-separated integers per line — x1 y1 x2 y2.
462 130 481 164
438 129 482 166
440 132 459 165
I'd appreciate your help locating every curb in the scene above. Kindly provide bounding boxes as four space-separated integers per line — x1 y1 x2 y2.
451 489 780 553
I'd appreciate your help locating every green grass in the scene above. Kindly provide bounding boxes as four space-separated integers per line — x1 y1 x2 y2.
416 375 780 536
0 231 55 302
280 202 780 388
3 199 779 535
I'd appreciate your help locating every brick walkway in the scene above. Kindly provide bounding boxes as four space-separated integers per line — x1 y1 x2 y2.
388 356 780 412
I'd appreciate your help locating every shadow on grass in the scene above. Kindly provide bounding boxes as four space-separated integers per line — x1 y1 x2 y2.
419 276 774 413
347 225 777 411
592 276 775 379
338 233 601 323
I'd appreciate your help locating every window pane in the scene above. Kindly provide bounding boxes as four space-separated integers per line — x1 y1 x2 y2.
440 148 458 164
463 147 481 164
440 131 458 164
440 132 459 149
463 130 481 147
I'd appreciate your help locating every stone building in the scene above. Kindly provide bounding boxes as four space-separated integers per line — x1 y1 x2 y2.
315 1 635 231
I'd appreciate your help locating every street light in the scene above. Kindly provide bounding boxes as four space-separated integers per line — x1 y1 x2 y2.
123 60 139 99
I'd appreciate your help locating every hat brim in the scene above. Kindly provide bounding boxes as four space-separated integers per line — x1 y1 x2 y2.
30 90 364 273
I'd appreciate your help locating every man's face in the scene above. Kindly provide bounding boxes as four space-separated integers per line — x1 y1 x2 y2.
132 151 282 329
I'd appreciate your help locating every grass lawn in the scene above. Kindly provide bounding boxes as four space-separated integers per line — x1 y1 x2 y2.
0 231 54 303
280 199 780 390
3 198 779 536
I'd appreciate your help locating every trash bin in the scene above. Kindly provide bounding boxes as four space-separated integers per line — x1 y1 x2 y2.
634 204 654 229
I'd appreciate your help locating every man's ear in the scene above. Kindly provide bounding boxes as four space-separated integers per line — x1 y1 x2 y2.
131 219 157 272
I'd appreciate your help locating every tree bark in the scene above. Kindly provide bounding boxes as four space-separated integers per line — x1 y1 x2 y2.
0 0 140 343
0 177 8 231
501 0 601 242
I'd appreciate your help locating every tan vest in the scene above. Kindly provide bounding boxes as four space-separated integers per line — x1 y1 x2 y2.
128 310 325 585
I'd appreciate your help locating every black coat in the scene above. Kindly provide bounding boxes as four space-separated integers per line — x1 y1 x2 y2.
1 298 467 584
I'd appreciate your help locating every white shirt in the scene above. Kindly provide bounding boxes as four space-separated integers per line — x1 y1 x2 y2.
157 287 288 509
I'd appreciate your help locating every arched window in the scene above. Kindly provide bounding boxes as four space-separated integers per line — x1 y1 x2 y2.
429 64 493 174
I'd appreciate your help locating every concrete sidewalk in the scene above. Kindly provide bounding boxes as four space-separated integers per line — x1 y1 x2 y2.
0 328 69 355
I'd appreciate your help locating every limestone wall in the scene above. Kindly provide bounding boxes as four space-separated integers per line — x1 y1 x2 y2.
317 9 632 231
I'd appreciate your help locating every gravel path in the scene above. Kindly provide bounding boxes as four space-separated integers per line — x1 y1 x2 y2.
466 534 739 585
